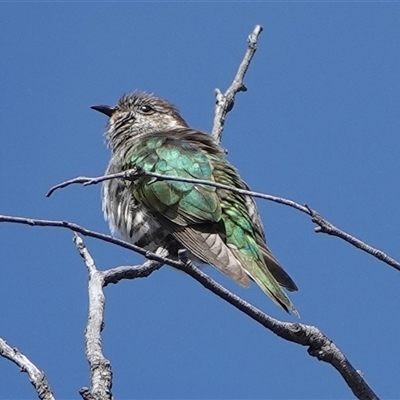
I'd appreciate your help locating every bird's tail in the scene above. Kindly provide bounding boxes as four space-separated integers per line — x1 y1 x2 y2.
231 248 299 317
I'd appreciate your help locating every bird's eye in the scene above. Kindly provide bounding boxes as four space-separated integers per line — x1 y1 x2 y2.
139 105 154 114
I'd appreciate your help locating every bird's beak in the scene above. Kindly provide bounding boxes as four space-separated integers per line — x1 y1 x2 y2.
90 104 115 117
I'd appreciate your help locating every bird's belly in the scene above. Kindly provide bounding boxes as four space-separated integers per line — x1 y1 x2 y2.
103 179 197 260
118 206 154 244
103 178 168 251
115 205 169 252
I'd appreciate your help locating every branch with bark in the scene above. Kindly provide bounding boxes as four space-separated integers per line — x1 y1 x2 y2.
0 202 381 400
45 167 400 274
0 338 55 400
211 25 263 142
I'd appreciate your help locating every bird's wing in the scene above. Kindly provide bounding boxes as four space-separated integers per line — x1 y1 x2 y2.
128 135 251 287
128 132 298 315
158 218 251 287
130 136 221 224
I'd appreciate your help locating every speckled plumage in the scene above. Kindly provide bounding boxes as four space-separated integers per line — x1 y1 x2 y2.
92 92 298 315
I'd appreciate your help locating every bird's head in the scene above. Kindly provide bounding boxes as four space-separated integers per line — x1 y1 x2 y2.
91 92 188 151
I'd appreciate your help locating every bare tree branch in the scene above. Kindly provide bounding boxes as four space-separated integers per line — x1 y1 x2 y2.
73 234 113 400
0 211 383 399
103 259 164 286
211 24 263 142
45 169 400 274
70 234 379 400
0 337 55 400
73 234 167 399
179 258 378 400
0 215 185 269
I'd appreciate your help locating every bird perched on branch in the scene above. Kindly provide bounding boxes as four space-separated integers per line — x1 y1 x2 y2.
92 92 298 315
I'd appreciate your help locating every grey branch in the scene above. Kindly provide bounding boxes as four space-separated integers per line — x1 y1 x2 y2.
74 234 113 400
0 337 55 400
103 259 164 286
211 24 263 143
179 259 378 400
67 230 377 400
0 214 185 267
0 214 380 398
73 234 166 399
45 169 400 274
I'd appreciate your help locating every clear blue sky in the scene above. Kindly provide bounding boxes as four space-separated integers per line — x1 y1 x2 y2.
1 3 400 399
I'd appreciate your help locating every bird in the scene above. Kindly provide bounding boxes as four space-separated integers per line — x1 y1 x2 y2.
91 92 299 315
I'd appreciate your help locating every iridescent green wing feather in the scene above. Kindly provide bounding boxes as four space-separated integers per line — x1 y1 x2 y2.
126 134 250 287
130 136 221 224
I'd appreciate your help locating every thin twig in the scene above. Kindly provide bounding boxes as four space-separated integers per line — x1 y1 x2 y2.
46 169 307 215
45 169 400 273
0 337 55 400
211 24 263 143
0 214 188 269
73 234 113 400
